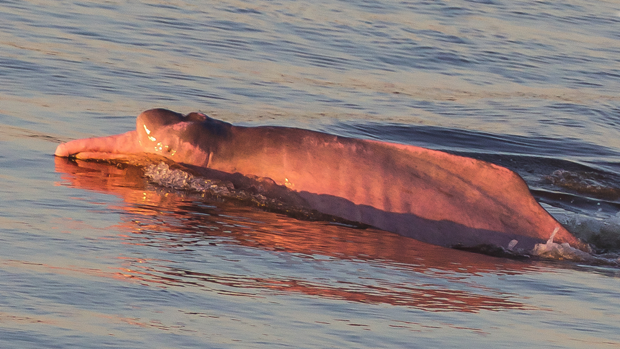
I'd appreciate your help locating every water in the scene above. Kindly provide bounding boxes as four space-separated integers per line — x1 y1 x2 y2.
2 0 620 347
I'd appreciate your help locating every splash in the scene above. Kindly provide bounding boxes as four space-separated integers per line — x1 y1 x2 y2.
532 227 620 265
558 213 620 251
532 227 591 261
143 162 368 226
144 162 233 196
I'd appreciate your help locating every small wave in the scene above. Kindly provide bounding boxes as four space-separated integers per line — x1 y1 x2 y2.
545 169 620 201
531 227 620 266
558 213 620 252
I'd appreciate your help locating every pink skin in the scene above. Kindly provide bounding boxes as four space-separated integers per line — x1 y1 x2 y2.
55 109 590 253
55 131 140 160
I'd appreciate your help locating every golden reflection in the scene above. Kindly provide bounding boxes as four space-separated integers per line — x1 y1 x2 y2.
55 158 537 312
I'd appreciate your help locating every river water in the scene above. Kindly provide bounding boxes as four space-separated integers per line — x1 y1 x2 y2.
2 0 620 347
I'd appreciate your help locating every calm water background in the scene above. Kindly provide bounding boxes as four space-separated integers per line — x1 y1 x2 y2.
2 0 620 347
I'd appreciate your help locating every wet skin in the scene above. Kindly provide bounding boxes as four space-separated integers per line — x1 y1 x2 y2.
55 108 590 252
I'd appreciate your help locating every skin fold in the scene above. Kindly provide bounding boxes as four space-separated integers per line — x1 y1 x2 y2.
55 108 590 253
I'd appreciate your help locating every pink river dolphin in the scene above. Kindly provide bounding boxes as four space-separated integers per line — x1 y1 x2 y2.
55 108 590 253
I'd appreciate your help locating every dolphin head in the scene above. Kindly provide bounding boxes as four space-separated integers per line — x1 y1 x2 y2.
55 108 227 167
136 109 186 155
135 108 231 166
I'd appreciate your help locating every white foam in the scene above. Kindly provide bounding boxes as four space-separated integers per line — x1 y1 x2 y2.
144 162 232 195
542 201 620 252
532 226 594 261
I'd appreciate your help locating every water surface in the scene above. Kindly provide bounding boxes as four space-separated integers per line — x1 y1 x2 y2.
1 0 620 347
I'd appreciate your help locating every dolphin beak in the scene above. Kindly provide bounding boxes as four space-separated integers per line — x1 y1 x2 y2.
55 131 140 158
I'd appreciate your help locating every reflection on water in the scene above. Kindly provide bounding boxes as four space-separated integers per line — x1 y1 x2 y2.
2 0 620 346
55 157 533 313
